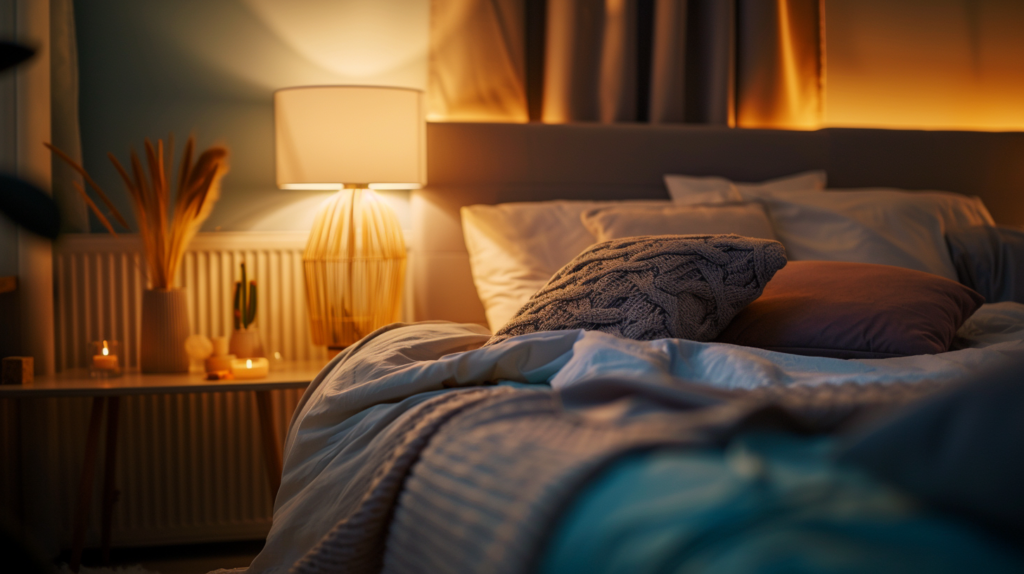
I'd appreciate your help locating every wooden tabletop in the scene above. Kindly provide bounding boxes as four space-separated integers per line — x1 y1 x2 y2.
0 360 329 398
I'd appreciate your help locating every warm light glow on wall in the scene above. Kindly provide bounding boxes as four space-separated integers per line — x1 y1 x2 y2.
150 0 429 93
243 0 428 83
824 0 1024 131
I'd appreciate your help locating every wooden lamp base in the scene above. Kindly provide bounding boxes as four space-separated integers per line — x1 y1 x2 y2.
303 188 406 350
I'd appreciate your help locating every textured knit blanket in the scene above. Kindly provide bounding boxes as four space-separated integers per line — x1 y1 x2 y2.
294 379 941 574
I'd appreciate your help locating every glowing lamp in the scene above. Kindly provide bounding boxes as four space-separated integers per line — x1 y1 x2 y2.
275 86 425 350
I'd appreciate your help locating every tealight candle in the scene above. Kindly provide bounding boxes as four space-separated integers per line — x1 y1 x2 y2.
230 357 269 379
90 340 122 377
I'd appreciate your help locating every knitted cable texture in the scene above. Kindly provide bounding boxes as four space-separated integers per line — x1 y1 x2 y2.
487 234 787 346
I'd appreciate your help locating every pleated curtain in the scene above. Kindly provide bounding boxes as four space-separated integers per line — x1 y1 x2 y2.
428 0 530 122
429 0 824 129
51 0 89 231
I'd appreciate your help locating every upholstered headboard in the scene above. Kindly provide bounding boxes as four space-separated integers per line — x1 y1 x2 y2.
413 122 1024 326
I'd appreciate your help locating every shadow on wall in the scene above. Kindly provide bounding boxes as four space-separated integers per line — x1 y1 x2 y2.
75 0 428 233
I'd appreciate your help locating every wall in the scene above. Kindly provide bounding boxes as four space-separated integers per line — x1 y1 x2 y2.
825 0 1024 131
75 0 429 233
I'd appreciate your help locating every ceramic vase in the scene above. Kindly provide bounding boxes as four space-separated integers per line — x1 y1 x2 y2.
229 327 265 359
140 289 191 373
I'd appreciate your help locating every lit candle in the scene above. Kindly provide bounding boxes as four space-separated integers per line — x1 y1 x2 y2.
230 357 269 379
92 341 119 371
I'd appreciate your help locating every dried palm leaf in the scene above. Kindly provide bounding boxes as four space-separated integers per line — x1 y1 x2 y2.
48 136 229 290
43 142 130 229
71 180 116 235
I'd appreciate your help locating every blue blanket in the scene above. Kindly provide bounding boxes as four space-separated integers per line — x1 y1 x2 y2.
541 433 1024 574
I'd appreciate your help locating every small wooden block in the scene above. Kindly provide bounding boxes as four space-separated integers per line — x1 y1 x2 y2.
2 356 33 385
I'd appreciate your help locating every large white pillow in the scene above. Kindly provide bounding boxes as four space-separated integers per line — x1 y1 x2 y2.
462 200 669 332
580 203 777 243
664 170 826 205
761 189 994 280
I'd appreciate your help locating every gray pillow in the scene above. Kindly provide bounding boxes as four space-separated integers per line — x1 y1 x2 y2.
486 234 787 346
946 225 1024 304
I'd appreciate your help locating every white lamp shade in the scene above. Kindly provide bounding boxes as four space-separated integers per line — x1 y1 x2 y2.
275 86 426 189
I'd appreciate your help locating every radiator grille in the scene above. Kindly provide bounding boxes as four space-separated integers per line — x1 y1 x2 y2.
54 232 325 370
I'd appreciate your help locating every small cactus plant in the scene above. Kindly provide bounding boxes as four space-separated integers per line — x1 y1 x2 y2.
233 263 257 330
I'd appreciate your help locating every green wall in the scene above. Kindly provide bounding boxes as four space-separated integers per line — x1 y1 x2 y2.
75 0 428 232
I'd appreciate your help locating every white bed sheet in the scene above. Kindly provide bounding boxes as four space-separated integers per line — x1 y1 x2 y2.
232 303 1024 574
553 302 1024 391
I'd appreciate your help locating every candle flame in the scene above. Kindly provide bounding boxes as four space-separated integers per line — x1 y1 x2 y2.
246 359 253 368
102 341 109 356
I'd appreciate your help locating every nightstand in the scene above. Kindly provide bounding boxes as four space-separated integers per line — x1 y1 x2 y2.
0 360 327 572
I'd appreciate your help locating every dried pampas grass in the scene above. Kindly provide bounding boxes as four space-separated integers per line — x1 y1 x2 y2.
47 136 229 290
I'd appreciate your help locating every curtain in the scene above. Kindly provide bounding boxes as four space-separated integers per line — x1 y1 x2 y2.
429 0 824 129
735 0 823 129
428 0 529 122
649 0 687 123
541 0 607 122
51 0 88 231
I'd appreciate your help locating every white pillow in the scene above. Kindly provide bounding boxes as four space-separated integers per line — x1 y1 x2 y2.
580 203 777 243
462 200 669 332
664 170 826 205
761 189 994 280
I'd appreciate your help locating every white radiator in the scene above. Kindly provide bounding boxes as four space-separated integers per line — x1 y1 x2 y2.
53 232 327 370
4 232 366 548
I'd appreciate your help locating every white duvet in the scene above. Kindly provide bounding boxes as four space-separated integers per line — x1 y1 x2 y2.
227 302 1024 574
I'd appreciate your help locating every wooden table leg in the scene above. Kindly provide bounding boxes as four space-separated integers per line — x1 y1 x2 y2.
100 396 121 565
255 390 282 503
70 397 106 573
5 398 27 529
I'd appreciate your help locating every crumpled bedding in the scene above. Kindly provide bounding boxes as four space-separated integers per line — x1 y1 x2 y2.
540 434 1024 574
379 379 945 574
947 224 1024 303
231 303 1024 574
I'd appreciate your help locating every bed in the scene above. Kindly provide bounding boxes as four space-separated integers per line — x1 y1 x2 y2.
225 123 1024 574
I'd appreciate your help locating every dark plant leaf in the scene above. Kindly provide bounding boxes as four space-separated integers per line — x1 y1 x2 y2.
0 174 60 239
0 41 34 73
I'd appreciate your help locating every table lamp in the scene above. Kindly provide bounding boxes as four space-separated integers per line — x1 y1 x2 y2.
275 86 425 350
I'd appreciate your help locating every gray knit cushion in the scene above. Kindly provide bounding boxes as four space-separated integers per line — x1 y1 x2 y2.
486 234 787 346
